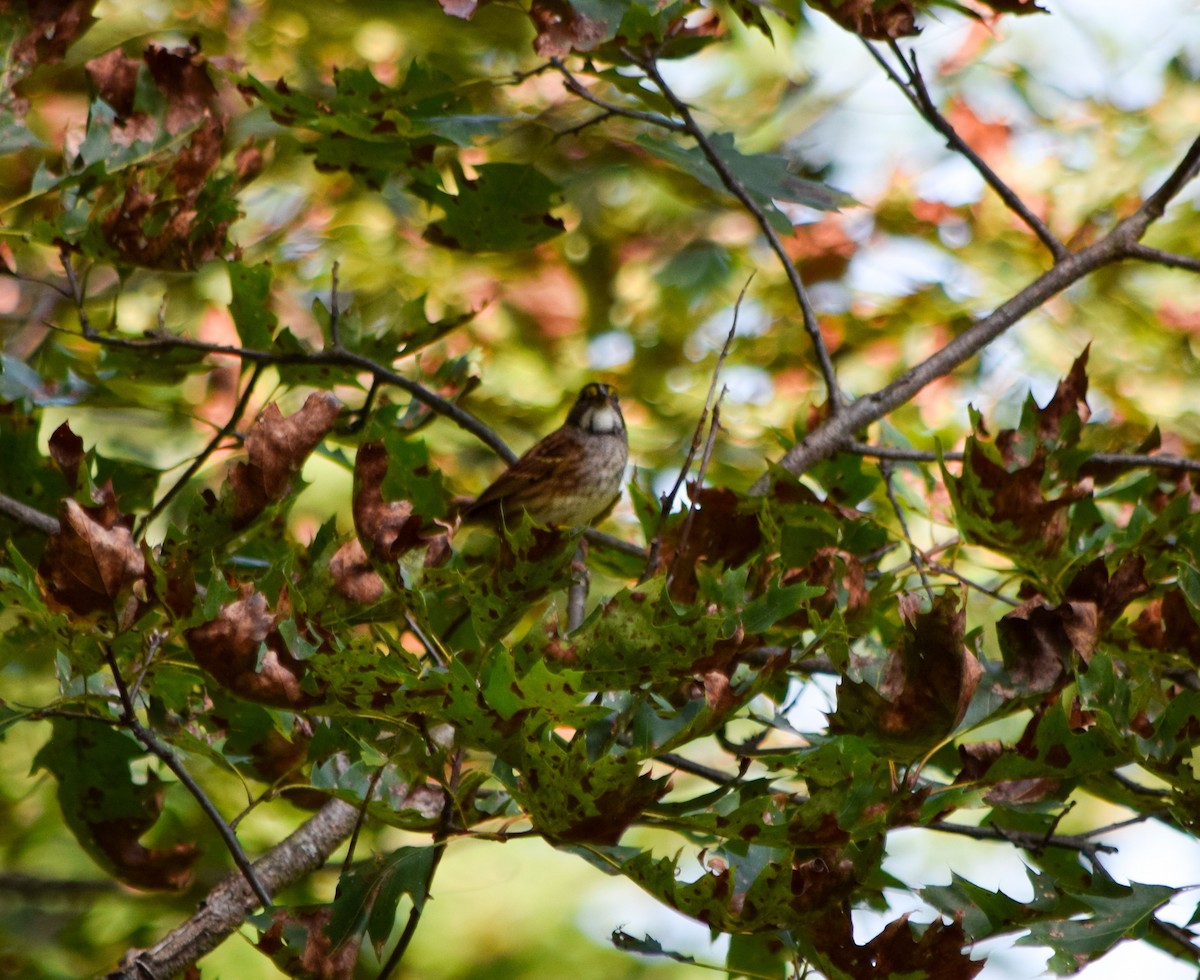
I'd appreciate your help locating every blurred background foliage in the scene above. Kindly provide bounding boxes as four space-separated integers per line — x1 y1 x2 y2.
1 0 1199 977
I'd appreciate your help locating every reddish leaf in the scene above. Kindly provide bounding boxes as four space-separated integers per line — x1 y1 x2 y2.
86 48 141 119
230 393 341 528
39 488 146 626
48 421 85 489
815 907 982 979
782 546 869 628
185 590 317 707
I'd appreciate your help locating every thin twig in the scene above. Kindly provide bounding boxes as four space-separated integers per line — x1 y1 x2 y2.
867 41 1067 261
54 249 515 463
1125 243 1200 273
847 442 1200 476
549 58 689 134
622 48 843 411
567 541 589 632
928 819 1117 856
666 396 725 591
329 261 343 349
101 645 272 909
643 276 749 580
879 459 932 600
340 765 385 878
0 492 61 535
750 132 1200 491
136 363 266 535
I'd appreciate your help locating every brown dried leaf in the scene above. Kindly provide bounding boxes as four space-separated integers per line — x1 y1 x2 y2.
1036 347 1090 444
185 591 315 707
257 906 361 980
39 489 146 625
957 741 1060 805
878 591 981 739
230 393 341 528
90 813 198 891
806 0 918 39
86 47 140 118
10 0 97 67
661 486 762 603
329 539 386 604
782 546 869 628
48 421 85 489
1133 588 1200 664
530 0 608 56
352 442 427 561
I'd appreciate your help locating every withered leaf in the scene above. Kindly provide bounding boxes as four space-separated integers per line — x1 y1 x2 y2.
10 0 97 67
805 0 918 39
230 392 341 528
352 441 428 561
832 591 981 750
329 538 386 604
999 555 1148 693
530 0 608 57
1133 588 1200 663
258 905 361 980
39 488 146 625
48 421 85 489
957 741 1060 806
659 485 761 603
185 590 316 707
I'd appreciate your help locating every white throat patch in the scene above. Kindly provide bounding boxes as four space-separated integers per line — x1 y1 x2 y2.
585 404 621 434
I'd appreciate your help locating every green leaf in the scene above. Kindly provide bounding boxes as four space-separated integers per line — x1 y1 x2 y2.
226 260 278 348
418 163 565 252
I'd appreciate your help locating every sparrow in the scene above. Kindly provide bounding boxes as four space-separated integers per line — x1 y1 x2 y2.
463 383 628 528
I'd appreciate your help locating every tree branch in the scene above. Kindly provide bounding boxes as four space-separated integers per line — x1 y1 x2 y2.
109 797 359 980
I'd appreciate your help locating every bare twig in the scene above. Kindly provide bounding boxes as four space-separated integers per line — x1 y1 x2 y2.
328 261 343 349
666 397 725 591
0 492 61 535
1125 243 1200 273
879 459 932 600
622 49 843 411
928 819 1117 857
868 41 1067 261
340 764 385 878
847 442 1200 476
643 276 749 580
549 58 688 134
136 363 266 536
111 797 359 980
567 541 589 632
101 646 272 910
